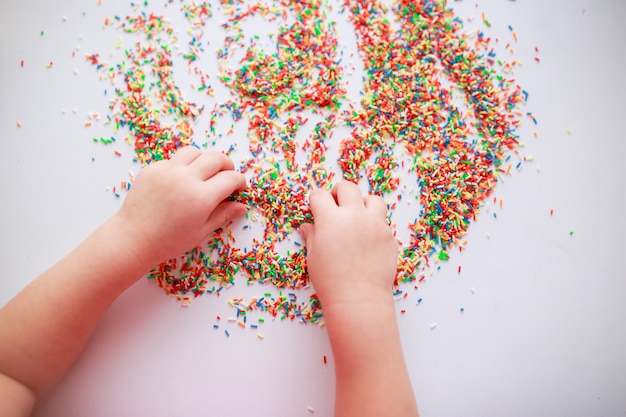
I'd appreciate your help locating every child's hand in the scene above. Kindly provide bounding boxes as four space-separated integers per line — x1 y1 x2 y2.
299 181 397 309
113 146 247 268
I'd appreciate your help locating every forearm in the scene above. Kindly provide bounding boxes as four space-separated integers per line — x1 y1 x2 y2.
0 147 247 416
0 215 152 397
324 296 418 417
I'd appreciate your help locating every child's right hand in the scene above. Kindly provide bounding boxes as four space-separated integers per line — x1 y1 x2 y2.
299 181 398 309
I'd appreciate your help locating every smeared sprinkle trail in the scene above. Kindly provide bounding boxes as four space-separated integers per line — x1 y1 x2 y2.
86 0 532 322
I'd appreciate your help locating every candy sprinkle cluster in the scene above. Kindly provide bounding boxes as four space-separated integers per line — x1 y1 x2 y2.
89 0 530 324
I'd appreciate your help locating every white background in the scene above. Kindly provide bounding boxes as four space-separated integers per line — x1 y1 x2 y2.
1 0 625 416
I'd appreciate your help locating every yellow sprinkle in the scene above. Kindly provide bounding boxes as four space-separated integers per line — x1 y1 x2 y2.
567 128 572 135
257 333 264 339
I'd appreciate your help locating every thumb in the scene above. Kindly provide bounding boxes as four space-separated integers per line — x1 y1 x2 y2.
203 201 247 236
298 222 314 244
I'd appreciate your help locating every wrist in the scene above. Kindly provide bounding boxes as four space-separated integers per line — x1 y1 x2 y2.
320 286 396 323
96 215 157 281
318 282 394 311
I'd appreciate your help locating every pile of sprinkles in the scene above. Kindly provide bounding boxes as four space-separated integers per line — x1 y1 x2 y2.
88 0 531 325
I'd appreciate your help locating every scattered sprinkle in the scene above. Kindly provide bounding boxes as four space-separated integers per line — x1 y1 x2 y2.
84 0 532 320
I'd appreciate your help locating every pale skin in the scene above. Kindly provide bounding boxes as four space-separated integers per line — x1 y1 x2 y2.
300 182 419 417
0 147 418 416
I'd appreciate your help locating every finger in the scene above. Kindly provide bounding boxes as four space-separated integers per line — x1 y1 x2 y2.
203 170 247 206
363 194 388 218
192 150 236 180
202 201 247 236
308 187 336 218
170 146 202 165
331 181 364 207
298 222 314 244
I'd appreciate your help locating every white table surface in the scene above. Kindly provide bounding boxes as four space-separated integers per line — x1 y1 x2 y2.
1 0 625 416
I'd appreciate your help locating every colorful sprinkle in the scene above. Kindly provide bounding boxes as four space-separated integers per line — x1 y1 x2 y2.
85 0 531 321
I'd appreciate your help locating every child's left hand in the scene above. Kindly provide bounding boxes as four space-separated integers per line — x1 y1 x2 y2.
113 146 247 269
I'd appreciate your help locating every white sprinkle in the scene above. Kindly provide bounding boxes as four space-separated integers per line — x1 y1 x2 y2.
307 406 315 413
430 323 437 330
470 287 476 294
486 232 491 239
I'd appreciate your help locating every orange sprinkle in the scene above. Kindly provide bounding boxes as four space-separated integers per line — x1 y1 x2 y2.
16 121 22 128
84 121 92 127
